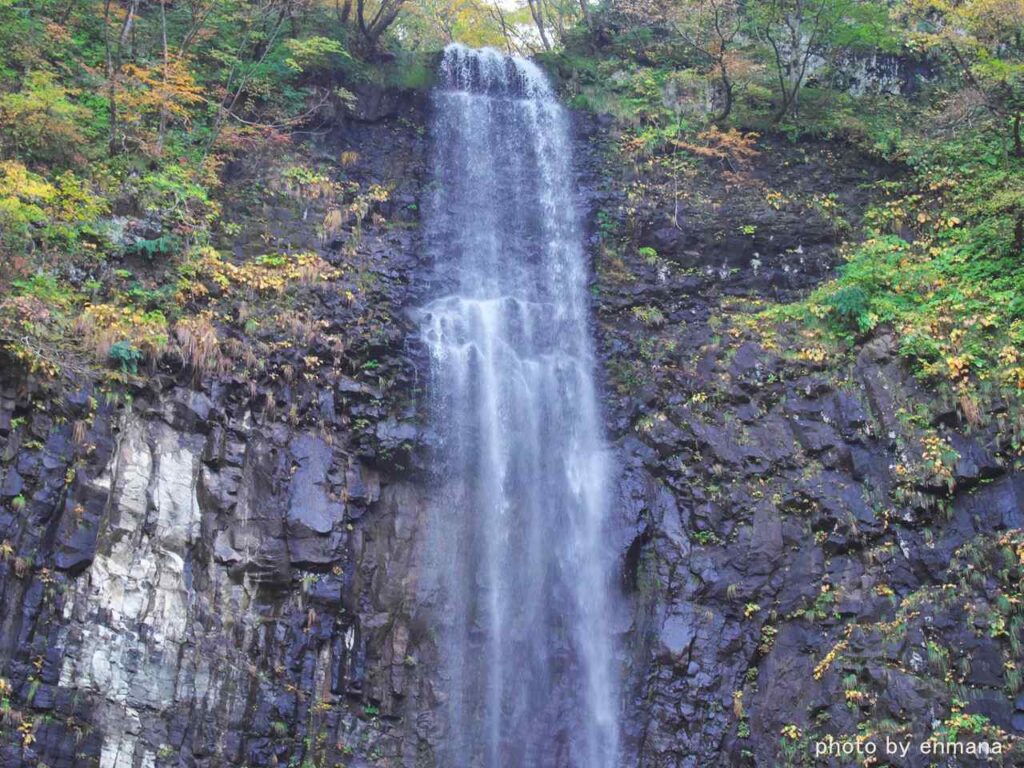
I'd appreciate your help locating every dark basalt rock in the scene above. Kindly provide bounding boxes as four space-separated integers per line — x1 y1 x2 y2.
0 84 438 768
585 124 1024 765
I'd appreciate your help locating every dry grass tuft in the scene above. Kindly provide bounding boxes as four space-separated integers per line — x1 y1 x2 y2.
174 312 227 383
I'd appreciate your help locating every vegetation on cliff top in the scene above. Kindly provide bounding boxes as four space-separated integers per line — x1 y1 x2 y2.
547 0 1024 426
1 0 1022 419
0 0 517 386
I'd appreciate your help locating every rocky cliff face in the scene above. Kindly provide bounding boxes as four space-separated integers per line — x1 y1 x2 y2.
587 131 1024 765
0 89 442 768
1 73 1022 768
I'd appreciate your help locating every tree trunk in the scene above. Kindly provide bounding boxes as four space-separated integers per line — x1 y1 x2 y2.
103 0 118 155
773 87 794 123
356 0 404 51
337 0 352 24
715 67 733 124
765 31 792 123
527 0 552 51
157 0 170 154
119 0 137 51
490 2 514 54
578 0 591 27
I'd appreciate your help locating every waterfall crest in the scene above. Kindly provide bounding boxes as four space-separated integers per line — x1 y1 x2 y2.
419 44 619 768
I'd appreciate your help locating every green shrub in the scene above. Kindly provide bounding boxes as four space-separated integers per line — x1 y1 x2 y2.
108 341 144 374
826 284 871 334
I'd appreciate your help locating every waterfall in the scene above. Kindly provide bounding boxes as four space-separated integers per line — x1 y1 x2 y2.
418 44 619 768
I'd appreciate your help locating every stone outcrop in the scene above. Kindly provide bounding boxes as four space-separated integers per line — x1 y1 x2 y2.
586 130 1024 765
0 85 438 768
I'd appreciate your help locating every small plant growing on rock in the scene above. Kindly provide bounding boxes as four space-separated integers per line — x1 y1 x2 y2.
18 719 34 748
826 284 872 335
757 626 778 655
1005 661 1022 693
926 641 950 676
732 690 744 718
630 305 666 327
638 246 659 265
693 530 719 546
940 710 992 741
108 341 144 374
808 584 838 621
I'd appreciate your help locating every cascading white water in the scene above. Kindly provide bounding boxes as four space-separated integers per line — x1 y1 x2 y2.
419 44 619 767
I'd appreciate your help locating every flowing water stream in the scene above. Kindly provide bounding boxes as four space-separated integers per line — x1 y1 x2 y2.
419 44 619 768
